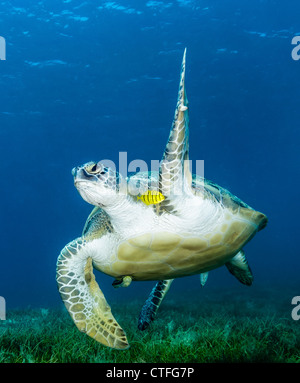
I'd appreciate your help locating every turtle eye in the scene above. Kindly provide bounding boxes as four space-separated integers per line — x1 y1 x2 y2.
91 164 98 173
86 163 100 174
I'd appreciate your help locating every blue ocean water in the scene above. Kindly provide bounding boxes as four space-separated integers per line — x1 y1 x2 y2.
0 0 299 315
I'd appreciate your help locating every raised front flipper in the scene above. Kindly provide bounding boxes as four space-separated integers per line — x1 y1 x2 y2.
138 279 173 330
56 238 129 349
159 48 192 205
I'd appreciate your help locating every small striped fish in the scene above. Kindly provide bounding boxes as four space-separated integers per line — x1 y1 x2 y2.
137 190 165 205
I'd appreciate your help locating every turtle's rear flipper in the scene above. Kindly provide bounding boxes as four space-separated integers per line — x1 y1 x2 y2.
199 272 209 287
138 279 173 330
56 239 129 349
112 276 132 289
225 250 253 286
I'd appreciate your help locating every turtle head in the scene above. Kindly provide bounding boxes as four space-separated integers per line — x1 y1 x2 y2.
72 161 126 208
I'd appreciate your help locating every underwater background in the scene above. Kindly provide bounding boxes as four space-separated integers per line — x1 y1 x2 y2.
0 0 299 362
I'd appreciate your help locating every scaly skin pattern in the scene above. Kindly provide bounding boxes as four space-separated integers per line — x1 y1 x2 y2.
56 238 129 349
138 279 173 330
159 48 189 200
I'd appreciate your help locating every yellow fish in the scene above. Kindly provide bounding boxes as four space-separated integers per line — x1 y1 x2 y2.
137 190 165 205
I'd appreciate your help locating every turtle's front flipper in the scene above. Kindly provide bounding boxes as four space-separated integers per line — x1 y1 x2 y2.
138 279 173 330
56 238 129 349
159 48 192 204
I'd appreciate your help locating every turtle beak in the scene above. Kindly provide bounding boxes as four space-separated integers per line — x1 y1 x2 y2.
72 166 98 182
72 167 78 177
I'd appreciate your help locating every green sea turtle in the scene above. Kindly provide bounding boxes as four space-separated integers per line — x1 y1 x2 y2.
56 49 267 350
